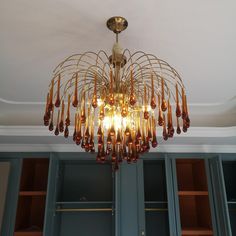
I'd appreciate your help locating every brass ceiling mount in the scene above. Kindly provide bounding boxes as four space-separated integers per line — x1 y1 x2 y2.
106 16 128 34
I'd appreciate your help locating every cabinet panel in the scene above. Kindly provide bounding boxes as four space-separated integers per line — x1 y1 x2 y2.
222 161 236 235
54 161 114 236
0 162 10 233
143 161 170 236
59 161 113 202
59 212 112 236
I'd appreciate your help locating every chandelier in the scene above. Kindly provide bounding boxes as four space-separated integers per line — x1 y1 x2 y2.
43 16 190 169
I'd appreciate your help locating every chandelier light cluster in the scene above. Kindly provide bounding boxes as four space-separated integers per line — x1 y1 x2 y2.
43 17 190 169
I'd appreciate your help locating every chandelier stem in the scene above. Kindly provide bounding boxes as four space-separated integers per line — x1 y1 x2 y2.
116 33 119 43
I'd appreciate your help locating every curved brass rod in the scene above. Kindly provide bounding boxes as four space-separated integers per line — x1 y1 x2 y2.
123 51 183 85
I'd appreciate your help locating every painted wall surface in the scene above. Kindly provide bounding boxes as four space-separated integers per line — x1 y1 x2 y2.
0 162 10 232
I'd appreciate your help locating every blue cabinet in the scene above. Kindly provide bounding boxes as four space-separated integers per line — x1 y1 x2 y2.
1 152 236 236
143 160 170 236
47 157 115 236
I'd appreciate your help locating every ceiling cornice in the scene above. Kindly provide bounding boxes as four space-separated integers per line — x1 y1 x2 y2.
0 126 235 153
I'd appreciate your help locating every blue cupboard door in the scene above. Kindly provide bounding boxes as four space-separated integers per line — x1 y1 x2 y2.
50 157 115 236
143 158 172 236
221 156 236 236
43 154 60 236
0 158 22 236
208 156 231 236
118 160 145 236
165 156 178 236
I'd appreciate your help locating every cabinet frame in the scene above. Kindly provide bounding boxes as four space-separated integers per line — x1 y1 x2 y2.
168 153 219 236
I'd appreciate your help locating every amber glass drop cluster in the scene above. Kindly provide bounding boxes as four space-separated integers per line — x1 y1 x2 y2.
44 46 190 170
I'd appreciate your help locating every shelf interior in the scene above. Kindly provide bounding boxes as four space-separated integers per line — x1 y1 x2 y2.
223 161 236 201
15 196 46 232
15 158 49 234
223 161 236 235
176 159 208 191
143 161 169 236
179 196 212 229
59 161 113 202
176 159 213 235
20 159 49 191
56 161 115 236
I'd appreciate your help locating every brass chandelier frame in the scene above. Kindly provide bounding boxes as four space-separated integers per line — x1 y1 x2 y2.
44 16 190 169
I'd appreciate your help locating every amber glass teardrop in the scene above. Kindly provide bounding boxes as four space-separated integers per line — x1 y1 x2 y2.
109 94 115 106
151 97 156 109
129 94 136 106
116 130 122 144
121 104 128 117
125 127 130 136
59 121 64 133
177 117 181 134
99 105 105 120
65 95 71 126
161 100 167 112
55 75 61 107
49 121 54 131
54 126 59 136
144 111 149 120
107 132 112 144
158 108 164 126
64 126 69 138
152 132 158 148
163 115 168 141
48 78 54 112
136 127 142 140
110 125 115 136
128 134 133 145
72 74 78 107
161 78 167 111
85 127 90 138
181 88 187 119
97 125 102 137
92 94 98 108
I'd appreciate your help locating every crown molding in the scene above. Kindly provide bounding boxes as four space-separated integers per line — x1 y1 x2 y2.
0 126 235 153
0 126 236 137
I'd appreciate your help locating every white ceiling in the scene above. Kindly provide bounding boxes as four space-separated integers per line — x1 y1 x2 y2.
0 0 236 126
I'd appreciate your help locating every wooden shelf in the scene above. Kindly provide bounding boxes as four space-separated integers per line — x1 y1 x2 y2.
178 191 208 196
19 191 47 196
14 158 49 235
14 231 43 236
182 227 213 235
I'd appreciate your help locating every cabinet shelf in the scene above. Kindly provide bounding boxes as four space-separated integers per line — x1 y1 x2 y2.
178 191 208 196
19 191 47 196
145 201 168 204
56 201 112 205
14 231 43 236
182 227 213 235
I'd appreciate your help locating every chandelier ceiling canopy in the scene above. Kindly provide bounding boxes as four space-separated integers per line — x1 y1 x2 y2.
43 16 190 170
